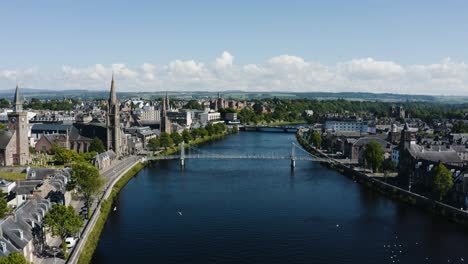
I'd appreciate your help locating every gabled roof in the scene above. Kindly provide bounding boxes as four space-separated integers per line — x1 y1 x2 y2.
408 145 463 164
0 197 50 250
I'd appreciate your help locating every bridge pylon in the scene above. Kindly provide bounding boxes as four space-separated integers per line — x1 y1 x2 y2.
180 141 185 168
290 142 296 169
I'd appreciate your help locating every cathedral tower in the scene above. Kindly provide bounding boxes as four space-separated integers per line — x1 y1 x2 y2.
106 75 121 157
160 92 172 134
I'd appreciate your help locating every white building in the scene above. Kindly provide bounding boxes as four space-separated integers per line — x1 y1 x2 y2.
325 120 371 134
134 106 161 122
199 112 221 125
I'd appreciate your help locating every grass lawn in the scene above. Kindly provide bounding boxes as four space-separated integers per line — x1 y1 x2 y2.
0 172 26 181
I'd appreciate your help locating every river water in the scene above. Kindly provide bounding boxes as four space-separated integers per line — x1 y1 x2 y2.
92 132 468 264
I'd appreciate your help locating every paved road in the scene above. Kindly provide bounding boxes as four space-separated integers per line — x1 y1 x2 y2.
37 156 140 264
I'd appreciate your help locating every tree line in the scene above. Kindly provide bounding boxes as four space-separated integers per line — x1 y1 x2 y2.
148 123 229 151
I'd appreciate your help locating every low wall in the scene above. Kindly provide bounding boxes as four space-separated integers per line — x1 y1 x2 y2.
296 132 468 227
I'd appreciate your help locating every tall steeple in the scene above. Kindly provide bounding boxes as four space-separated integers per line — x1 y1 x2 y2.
160 92 171 134
166 92 171 111
106 74 121 157
13 85 23 112
109 73 117 105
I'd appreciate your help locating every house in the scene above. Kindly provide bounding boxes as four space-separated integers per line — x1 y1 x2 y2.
398 124 465 191
344 136 391 164
92 150 117 170
35 134 69 153
0 197 51 262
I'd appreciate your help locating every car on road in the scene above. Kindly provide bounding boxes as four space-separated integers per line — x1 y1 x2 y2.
65 237 78 248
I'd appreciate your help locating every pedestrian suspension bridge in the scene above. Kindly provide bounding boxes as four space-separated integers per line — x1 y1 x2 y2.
146 141 333 169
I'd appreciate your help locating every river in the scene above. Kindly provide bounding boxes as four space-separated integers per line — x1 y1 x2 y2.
92 132 468 264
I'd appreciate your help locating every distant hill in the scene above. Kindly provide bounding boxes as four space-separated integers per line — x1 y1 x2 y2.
0 88 466 103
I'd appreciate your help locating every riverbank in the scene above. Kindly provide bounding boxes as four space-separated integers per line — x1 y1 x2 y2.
153 130 235 157
295 131 468 227
76 162 145 264
74 131 235 264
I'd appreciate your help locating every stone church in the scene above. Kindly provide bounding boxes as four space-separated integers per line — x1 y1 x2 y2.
0 86 31 166
106 75 126 157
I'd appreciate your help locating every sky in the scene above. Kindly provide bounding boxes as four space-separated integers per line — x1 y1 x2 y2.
1 0 468 95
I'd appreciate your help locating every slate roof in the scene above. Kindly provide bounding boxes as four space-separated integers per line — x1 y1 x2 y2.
409 144 463 164
0 197 50 251
0 130 13 150
94 150 117 168
0 236 18 257
31 123 73 132
43 134 67 144
353 137 390 148
27 168 56 180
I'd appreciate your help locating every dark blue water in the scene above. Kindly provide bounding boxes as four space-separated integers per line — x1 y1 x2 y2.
92 132 468 264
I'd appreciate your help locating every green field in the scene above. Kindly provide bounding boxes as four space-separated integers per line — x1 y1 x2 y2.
0 172 26 181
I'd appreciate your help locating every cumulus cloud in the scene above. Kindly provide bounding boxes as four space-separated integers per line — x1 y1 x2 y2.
1 52 468 95
339 58 405 79
215 51 234 69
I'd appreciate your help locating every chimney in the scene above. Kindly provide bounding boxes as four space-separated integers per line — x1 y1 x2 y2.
0 241 6 253
18 230 23 240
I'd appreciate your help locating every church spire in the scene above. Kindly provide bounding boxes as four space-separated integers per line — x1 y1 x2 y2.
109 73 117 104
13 84 23 112
165 91 170 111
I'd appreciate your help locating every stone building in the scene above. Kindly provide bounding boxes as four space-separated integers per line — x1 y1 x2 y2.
106 75 122 157
0 86 30 166
160 93 172 134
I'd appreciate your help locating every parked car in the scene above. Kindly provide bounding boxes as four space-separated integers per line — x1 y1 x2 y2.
65 237 78 248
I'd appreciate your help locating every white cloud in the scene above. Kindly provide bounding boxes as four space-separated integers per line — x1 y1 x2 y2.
1 53 468 95
215 51 234 69
339 58 405 79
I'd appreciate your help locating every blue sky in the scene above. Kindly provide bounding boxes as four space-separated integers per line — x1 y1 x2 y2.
1 0 468 95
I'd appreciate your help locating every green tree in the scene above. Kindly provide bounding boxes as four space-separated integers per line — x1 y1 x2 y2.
0 123 6 130
182 130 192 143
52 144 73 165
171 132 183 146
89 137 106 153
363 141 384 173
159 132 173 149
432 163 454 201
199 128 209 138
0 98 10 109
309 131 322 149
0 190 8 219
71 162 103 217
213 123 226 134
253 102 264 114
78 151 97 162
183 100 203 110
147 138 160 152
191 128 200 139
205 123 215 136
0 252 30 264
43 204 83 257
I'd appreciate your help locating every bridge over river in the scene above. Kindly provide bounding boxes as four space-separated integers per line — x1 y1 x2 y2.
146 141 332 169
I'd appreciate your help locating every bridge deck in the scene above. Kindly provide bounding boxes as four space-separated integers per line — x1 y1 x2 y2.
146 154 327 162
